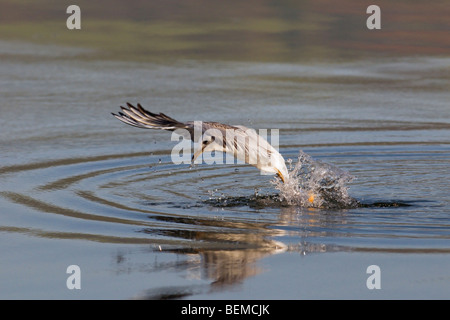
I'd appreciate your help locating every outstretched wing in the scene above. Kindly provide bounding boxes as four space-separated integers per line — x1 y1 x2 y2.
112 103 192 133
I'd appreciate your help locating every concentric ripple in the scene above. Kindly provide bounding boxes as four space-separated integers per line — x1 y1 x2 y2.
0 151 288 252
1 144 449 255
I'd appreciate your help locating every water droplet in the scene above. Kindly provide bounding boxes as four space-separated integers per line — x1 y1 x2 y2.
273 150 356 208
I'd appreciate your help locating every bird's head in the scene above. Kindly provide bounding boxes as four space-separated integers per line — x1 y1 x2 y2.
202 134 216 147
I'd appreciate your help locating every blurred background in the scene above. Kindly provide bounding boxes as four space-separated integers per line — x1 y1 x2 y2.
1 0 449 62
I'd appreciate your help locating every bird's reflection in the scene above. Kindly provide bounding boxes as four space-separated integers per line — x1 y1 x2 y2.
113 195 355 299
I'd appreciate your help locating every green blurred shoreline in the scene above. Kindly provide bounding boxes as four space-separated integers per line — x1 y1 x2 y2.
1 0 449 63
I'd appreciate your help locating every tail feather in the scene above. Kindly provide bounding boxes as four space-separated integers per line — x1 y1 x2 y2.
112 103 188 131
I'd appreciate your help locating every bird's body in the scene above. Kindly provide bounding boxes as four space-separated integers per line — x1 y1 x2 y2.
112 103 289 183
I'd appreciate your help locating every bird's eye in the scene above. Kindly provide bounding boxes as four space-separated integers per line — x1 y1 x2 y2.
202 140 208 145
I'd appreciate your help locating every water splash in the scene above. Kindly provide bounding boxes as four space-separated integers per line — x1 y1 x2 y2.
204 150 358 209
273 151 358 209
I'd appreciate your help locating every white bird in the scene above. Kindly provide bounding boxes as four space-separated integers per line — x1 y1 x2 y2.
112 103 289 183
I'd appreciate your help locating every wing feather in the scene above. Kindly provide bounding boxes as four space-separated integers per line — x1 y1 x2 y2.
112 103 193 135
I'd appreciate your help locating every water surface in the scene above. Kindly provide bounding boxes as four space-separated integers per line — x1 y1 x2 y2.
0 1 449 299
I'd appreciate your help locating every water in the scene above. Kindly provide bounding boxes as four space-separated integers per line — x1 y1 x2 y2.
1 4 450 298
1 49 449 299
274 151 357 208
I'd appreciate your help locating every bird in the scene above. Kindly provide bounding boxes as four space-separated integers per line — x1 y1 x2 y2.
112 103 289 183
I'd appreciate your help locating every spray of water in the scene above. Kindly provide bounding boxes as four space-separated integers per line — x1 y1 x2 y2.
273 151 358 209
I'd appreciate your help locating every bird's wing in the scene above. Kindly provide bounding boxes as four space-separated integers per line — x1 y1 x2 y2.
112 103 194 137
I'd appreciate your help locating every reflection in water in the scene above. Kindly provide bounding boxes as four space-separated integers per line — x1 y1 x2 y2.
116 194 431 299
144 250 269 299
133 207 288 298
1 146 449 299
2 146 449 298
114 230 287 299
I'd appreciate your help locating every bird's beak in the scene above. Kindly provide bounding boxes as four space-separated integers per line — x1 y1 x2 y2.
192 145 206 164
276 169 286 183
